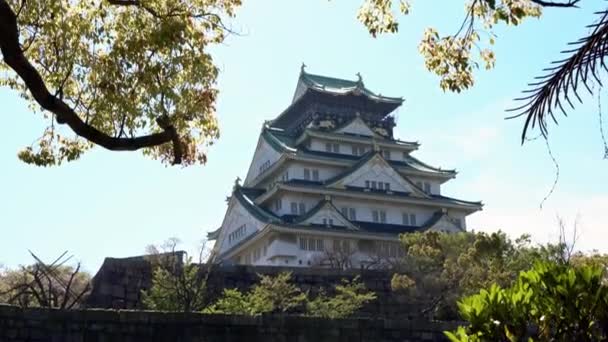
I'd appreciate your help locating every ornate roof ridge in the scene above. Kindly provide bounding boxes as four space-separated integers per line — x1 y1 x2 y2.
299 68 404 104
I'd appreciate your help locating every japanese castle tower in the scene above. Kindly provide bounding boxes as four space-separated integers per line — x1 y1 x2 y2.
209 67 482 268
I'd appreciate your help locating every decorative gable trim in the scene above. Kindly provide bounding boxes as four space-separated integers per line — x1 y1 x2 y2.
327 153 430 198
334 116 378 137
423 211 465 233
295 199 359 230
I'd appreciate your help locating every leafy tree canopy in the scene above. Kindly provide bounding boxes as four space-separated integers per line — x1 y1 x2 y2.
0 0 240 166
445 261 608 341
205 272 376 318
0 0 593 165
390 230 566 319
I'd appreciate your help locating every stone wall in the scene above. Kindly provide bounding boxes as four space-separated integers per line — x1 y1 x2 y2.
86 254 429 319
0 304 459 342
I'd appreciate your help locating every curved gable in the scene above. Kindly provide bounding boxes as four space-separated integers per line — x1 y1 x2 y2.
425 213 464 233
335 117 377 137
214 190 274 256
328 154 429 198
244 132 284 186
296 200 359 230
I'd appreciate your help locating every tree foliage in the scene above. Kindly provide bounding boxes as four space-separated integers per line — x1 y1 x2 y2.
141 257 208 312
141 238 210 312
390 231 552 320
356 0 601 141
205 272 376 318
0 0 595 164
445 261 608 341
0 0 240 166
306 276 377 319
204 272 308 315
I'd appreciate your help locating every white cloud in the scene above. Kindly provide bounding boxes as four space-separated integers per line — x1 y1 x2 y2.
469 194 608 253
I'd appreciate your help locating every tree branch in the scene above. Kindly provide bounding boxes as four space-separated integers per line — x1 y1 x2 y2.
0 0 183 164
508 9 608 141
530 0 581 8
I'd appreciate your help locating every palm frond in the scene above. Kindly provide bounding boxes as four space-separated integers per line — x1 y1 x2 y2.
508 9 608 142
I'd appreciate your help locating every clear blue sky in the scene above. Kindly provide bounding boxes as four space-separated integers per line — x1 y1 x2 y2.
1 1 607 274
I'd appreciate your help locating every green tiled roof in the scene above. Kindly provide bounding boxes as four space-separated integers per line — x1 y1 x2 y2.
299 71 404 104
277 181 482 210
261 126 455 176
233 186 282 223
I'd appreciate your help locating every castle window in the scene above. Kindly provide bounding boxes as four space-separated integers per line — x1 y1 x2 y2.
410 214 417 226
372 210 387 223
299 237 307 250
378 182 384 190
312 169 319 181
308 238 316 251
291 202 298 214
316 239 324 251
341 207 348 216
304 168 311 180
332 143 340 153
228 224 247 244
349 208 357 220
325 142 332 152
403 151 408 160
385 183 390 191
402 213 410 225
371 181 377 190
424 182 431 193
382 150 391 159
455 218 462 228
274 199 282 211
281 171 289 182
365 180 370 188
298 203 306 215
352 145 365 156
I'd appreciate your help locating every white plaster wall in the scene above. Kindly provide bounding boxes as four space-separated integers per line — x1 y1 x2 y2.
341 161 413 193
409 177 441 195
332 198 439 226
308 137 413 164
335 119 375 136
237 234 397 268
446 209 467 229
277 193 321 216
217 200 267 255
244 137 283 186
303 207 348 227
285 162 344 182
266 191 467 227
